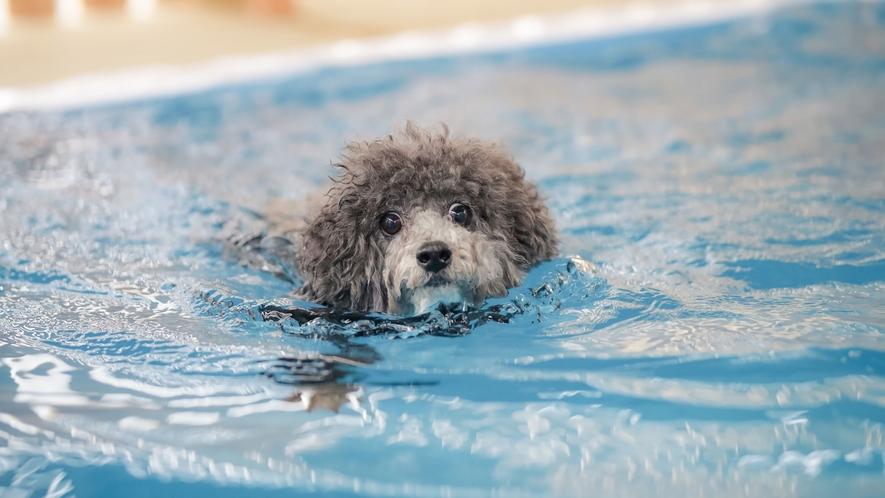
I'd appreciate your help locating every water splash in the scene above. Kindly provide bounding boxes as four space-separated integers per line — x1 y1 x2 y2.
257 256 602 340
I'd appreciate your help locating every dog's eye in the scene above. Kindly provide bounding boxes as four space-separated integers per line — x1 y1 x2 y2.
380 212 402 235
449 203 471 226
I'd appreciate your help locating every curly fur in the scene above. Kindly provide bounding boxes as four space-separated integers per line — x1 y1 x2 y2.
295 123 558 315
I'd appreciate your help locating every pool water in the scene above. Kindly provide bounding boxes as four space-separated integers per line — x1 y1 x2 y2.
1 1 885 496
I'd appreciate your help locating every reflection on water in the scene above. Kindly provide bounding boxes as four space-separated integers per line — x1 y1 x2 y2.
1 1 885 496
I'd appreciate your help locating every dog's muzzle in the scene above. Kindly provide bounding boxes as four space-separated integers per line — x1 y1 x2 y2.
384 209 494 315
416 241 451 274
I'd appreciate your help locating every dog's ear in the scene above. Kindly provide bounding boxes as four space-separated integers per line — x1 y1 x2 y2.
295 186 388 312
510 182 559 267
481 150 559 268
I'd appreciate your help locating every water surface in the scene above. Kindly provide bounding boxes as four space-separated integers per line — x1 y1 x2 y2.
1 1 884 496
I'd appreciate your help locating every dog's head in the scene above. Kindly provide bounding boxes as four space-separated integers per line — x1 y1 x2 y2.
296 124 558 315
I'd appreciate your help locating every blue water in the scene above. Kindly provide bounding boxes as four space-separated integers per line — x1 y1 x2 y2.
1 1 885 496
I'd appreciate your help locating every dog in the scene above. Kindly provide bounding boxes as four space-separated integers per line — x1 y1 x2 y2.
294 124 558 316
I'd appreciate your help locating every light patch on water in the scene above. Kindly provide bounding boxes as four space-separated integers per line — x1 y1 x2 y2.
166 411 221 426
2 355 89 407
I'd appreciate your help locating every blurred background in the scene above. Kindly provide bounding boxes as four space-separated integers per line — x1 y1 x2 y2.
0 0 678 88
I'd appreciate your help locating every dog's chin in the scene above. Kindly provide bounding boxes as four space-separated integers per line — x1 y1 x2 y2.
403 280 468 316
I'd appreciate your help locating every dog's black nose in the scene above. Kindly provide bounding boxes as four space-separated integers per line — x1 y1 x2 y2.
416 241 452 273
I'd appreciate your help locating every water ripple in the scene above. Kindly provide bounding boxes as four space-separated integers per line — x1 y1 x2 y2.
1 1 885 496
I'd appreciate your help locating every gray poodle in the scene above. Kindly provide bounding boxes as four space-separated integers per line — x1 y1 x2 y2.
295 124 558 315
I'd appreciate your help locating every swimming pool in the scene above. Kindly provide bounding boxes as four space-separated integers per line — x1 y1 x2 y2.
1 0 884 496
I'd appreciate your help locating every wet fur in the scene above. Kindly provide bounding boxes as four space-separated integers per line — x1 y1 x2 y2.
295 124 558 314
